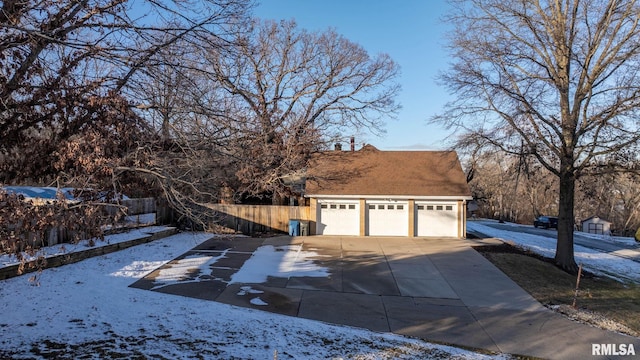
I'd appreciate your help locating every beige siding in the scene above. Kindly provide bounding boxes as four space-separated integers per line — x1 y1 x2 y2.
359 198 366 236
408 199 416 237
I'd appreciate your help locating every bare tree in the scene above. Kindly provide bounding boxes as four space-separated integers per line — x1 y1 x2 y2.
204 19 401 198
577 170 640 235
0 0 251 184
434 0 640 272
119 38 247 223
464 148 640 236
466 151 558 222
0 1 252 254
114 18 401 215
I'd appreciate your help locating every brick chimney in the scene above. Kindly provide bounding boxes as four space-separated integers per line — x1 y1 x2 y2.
350 136 355 151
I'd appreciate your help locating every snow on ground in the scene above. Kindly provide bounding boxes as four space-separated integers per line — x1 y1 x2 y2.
579 231 638 246
147 249 231 291
468 220 640 283
229 244 329 284
0 231 510 359
0 226 171 267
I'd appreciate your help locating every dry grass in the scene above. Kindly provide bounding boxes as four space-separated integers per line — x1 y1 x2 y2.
475 244 640 336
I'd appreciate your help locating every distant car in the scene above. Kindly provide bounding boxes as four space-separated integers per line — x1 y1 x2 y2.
534 216 558 229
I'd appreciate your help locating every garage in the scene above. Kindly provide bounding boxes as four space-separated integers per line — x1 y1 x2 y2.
366 201 409 236
305 147 472 238
316 200 360 235
415 203 458 237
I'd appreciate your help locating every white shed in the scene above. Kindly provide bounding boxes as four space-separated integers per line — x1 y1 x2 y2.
581 216 612 235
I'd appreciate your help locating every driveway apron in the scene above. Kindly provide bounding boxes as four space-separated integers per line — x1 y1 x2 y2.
130 235 640 359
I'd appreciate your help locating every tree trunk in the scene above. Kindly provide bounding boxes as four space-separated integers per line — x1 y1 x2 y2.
555 165 578 274
162 112 171 143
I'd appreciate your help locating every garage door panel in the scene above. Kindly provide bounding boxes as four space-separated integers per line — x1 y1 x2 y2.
367 202 408 236
416 203 458 237
318 201 359 235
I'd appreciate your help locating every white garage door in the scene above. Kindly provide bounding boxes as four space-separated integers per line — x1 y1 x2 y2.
366 201 409 236
416 203 458 237
317 201 360 235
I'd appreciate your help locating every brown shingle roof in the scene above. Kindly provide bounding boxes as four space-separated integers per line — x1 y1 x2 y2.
305 145 471 197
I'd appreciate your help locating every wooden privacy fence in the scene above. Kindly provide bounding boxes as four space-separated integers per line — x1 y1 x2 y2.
105 198 156 217
48 197 158 246
206 204 313 234
122 198 156 215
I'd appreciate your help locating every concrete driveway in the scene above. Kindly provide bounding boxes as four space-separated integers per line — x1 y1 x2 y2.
131 235 640 359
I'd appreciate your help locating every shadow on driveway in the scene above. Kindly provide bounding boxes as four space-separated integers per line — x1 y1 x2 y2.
131 235 640 359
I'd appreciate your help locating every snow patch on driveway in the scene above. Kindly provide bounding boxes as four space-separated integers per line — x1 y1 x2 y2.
229 244 329 284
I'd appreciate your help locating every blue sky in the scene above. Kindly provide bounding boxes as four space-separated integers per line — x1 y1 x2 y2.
253 0 455 150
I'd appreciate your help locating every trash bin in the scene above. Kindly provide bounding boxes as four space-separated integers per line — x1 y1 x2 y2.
288 219 300 236
299 220 310 236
